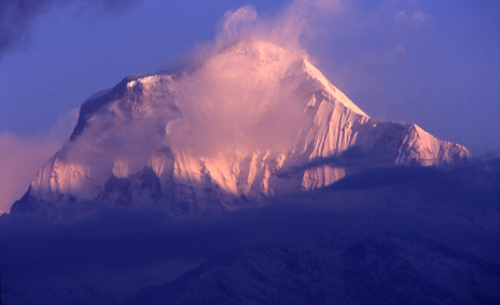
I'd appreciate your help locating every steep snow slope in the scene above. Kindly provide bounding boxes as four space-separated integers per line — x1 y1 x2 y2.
11 39 472 215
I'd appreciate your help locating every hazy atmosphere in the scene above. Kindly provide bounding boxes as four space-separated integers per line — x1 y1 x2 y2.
0 0 499 211
1 1 499 304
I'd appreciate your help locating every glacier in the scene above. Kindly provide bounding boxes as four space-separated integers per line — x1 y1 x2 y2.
11 39 472 216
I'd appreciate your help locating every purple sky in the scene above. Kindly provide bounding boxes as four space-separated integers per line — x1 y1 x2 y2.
0 0 499 210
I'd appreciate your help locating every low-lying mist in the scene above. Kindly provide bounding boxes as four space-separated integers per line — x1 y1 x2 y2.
1 164 499 304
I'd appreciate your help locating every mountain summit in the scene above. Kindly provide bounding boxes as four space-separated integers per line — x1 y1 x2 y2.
12 39 472 215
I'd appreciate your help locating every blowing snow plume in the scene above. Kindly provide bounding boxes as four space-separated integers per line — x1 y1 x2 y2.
171 39 312 155
9 2 472 216
213 0 342 55
2 3 498 305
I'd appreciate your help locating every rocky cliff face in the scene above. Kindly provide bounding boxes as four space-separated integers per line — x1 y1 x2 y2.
11 39 472 215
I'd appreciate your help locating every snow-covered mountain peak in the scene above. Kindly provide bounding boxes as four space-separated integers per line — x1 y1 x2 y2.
209 38 367 116
11 39 473 216
216 38 299 63
301 59 367 116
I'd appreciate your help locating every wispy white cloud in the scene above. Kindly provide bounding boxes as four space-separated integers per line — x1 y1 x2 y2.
217 5 258 44
214 0 343 56
394 9 429 26
0 109 77 213
413 11 428 24
392 44 406 56
62 0 348 165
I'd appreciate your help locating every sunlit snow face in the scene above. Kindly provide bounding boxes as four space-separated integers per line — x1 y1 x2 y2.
168 40 312 156
61 39 317 189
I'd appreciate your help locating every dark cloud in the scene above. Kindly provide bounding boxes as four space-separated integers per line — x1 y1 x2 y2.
0 0 140 57
1 169 499 303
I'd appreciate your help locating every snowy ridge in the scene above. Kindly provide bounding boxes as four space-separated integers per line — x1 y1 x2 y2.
11 39 473 215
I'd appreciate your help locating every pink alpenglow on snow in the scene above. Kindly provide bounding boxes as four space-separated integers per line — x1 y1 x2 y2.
11 39 472 216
